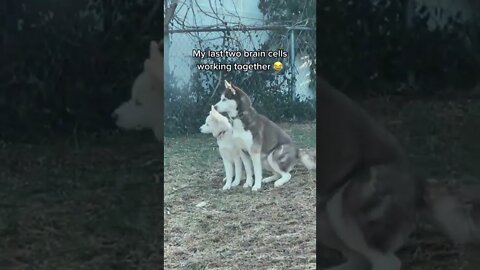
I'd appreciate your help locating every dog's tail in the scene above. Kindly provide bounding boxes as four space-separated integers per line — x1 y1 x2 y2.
298 148 316 171
422 178 480 245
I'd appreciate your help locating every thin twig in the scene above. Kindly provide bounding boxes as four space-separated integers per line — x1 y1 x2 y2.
165 185 212 196
164 0 180 33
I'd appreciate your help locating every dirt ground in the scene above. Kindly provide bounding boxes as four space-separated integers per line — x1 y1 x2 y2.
164 123 317 270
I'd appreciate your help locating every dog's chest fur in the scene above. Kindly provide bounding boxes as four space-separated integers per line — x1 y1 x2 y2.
217 131 239 161
232 118 253 151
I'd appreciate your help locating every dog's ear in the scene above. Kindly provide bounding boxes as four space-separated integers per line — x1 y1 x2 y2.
224 80 236 95
149 41 157 57
143 59 150 72
149 41 162 62
210 106 225 121
210 106 219 116
144 40 164 90
142 59 157 92
240 93 252 108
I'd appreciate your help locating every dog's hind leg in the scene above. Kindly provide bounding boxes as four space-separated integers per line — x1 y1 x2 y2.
266 153 291 187
240 151 253 188
262 173 280 183
273 172 291 188
262 153 280 183
268 145 296 188
318 210 370 270
231 157 242 187
368 253 401 270
326 181 402 270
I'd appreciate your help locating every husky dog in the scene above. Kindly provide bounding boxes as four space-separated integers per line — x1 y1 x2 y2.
200 105 253 190
316 76 480 270
214 80 316 192
112 41 163 142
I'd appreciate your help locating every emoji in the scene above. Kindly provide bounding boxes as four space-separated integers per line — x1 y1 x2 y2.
273 61 283 71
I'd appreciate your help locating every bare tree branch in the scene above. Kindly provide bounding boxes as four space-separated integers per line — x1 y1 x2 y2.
164 0 180 34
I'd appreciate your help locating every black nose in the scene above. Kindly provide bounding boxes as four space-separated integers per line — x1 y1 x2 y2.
112 112 118 121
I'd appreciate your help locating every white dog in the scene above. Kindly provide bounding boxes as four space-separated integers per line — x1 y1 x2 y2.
200 106 253 190
112 41 163 142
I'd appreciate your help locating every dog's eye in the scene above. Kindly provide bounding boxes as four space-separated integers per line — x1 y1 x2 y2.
134 99 142 106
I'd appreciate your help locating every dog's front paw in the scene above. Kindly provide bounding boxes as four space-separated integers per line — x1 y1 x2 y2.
251 185 261 192
243 180 253 188
231 179 240 187
222 184 232 190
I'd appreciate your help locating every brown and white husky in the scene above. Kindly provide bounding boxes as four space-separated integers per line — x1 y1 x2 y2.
213 80 316 192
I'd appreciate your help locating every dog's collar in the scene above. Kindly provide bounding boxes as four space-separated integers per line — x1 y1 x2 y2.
231 111 245 121
214 130 228 139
